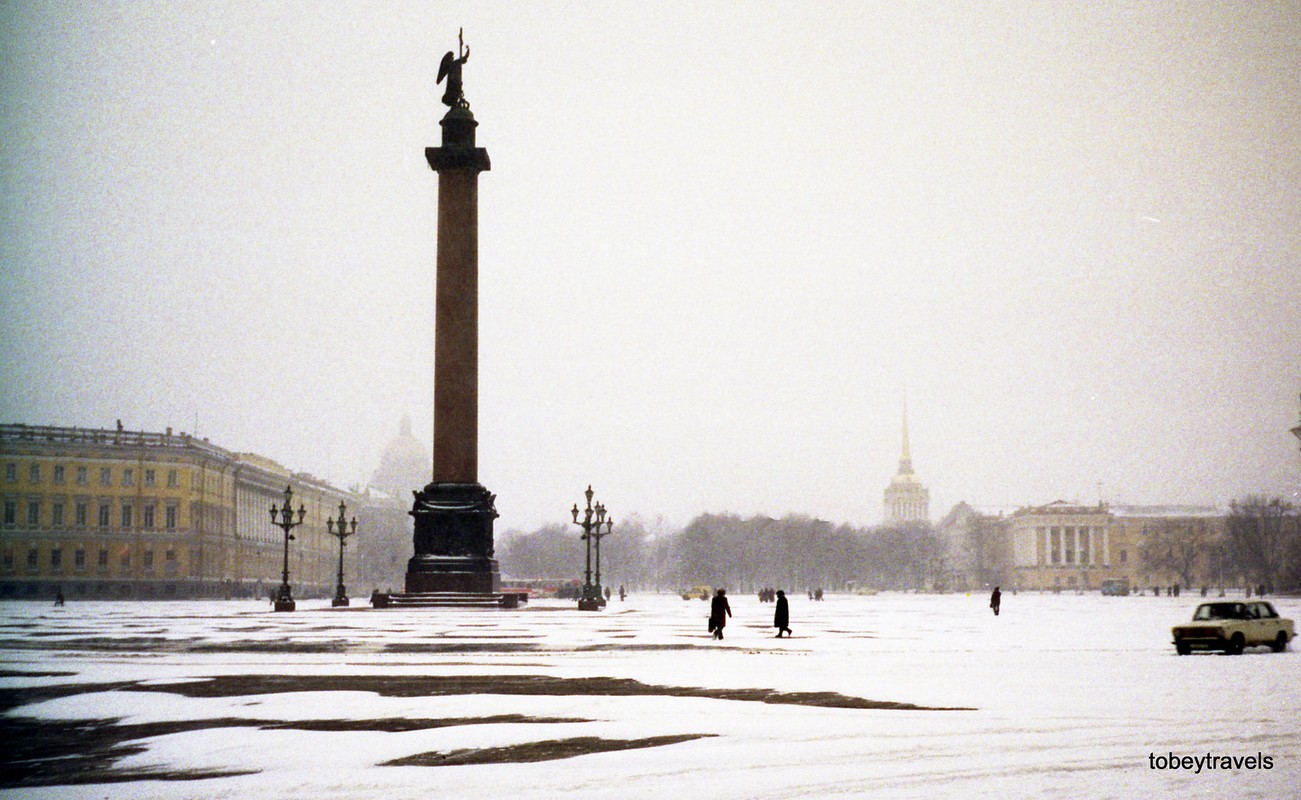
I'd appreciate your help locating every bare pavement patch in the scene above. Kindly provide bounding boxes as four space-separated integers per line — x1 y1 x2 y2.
117 673 972 710
1 672 971 788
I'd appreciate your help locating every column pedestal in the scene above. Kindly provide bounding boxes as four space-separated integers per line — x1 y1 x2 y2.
405 482 500 594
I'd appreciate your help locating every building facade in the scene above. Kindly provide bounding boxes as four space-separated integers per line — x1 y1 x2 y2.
1 422 353 600
351 415 431 593
1006 500 1123 591
936 501 1014 591
1107 505 1227 593
943 499 1229 592
883 405 930 524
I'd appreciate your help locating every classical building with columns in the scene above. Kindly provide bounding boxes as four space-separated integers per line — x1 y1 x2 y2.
1008 500 1118 590
883 406 930 525
940 499 1229 592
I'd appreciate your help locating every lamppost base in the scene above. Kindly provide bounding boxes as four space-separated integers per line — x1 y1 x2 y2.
274 598 296 612
331 596 350 607
577 597 604 611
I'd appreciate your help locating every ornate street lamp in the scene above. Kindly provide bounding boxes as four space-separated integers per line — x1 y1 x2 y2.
269 485 306 612
571 485 612 611
327 499 358 607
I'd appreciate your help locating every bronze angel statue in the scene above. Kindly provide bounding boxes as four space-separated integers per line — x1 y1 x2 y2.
438 31 470 108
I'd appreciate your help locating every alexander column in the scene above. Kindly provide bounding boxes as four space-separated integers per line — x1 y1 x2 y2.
404 31 500 596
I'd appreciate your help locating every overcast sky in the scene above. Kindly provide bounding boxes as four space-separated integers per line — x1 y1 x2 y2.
3 2 1298 532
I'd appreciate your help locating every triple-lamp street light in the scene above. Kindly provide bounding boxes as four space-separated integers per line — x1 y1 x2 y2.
571 484 613 611
327 500 358 607
269 485 306 612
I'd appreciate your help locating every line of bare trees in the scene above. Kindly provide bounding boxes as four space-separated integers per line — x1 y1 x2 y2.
500 494 1301 595
1137 496 1301 592
498 513 949 594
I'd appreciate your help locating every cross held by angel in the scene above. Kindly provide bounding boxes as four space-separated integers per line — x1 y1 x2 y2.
438 30 470 108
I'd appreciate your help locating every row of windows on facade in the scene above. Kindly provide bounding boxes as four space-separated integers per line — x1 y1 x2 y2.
5 463 182 489
3 500 178 530
3 546 177 572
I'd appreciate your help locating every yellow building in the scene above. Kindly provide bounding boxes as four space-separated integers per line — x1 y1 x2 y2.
1002 500 1226 592
1108 505 1227 594
1007 500 1128 591
1 422 353 600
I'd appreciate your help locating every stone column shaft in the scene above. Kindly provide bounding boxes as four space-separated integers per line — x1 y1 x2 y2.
433 169 480 483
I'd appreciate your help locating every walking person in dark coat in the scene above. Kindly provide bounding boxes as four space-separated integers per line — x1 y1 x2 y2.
709 589 732 639
773 589 792 637
989 586 1001 616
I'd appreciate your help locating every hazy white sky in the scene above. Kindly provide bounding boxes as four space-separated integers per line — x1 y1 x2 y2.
2 2 1298 531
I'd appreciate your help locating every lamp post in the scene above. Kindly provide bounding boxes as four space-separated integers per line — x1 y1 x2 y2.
269 485 306 612
327 499 357 607
571 485 612 611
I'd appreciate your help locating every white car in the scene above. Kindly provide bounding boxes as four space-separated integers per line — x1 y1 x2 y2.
1171 601 1294 655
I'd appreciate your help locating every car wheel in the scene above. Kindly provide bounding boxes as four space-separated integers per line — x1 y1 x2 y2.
1272 632 1289 653
1176 642 1191 656
1227 633 1245 655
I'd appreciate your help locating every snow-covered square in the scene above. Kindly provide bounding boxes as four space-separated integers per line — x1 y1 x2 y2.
1 591 1297 799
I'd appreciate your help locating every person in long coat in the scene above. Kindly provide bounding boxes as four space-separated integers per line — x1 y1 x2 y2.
774 589 792 637
710 589 732 639
989 586 1001 616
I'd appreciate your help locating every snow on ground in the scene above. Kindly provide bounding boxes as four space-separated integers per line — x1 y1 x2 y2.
1 591 1297 799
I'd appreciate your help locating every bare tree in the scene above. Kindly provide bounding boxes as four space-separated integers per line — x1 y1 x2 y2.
1226 496 1299 592
1139 518 1214 589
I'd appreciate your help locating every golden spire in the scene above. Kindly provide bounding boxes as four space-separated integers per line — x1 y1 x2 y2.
898 401 914 476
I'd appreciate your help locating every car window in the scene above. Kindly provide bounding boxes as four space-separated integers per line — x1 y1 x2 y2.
1194 603 1239 620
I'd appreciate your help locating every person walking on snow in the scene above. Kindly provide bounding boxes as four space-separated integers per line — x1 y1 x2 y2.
710 589 732 639
774 589 792 637
990 586 1001 616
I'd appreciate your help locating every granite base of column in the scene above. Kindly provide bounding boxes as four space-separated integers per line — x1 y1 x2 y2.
404 481 501 595
404 556 501 594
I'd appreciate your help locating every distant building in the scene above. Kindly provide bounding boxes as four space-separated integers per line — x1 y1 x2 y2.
936 501 1014 590
1108 504 1227 592
883 405 930 524
995 500 1227 592
369 413 429 501
1006 500 1119 591
352 415 430 592
0 422 351 600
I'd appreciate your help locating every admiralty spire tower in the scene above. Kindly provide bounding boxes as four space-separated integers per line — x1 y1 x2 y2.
883 404 930 524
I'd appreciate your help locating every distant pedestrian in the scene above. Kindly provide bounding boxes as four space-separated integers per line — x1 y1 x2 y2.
54 588 65 607
774 590 792 637
989 586 1001 616
709 589 732 640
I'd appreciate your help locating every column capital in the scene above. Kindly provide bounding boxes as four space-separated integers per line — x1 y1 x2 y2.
428 106 491 173
427 146 491 173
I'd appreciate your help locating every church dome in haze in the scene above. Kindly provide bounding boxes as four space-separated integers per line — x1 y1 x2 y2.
371 414 430 500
